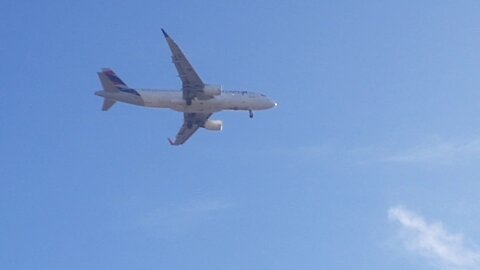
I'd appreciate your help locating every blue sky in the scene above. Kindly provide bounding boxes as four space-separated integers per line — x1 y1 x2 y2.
2 1 480 269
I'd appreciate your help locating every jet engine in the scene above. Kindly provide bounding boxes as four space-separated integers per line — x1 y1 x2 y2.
204 120 223 131
203 84 222 96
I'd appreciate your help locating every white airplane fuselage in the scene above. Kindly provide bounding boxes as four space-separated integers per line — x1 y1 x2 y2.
95 88 276 113
96 29 277 145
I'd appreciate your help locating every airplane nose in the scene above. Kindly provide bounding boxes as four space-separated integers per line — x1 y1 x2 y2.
259 96 277 109
269 99 278 108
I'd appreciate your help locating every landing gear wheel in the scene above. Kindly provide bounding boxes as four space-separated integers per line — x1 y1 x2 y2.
186 98 192 106
249 110 253 118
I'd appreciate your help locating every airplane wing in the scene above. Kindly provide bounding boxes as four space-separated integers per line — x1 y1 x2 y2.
162 29 206 102
168 113 213 145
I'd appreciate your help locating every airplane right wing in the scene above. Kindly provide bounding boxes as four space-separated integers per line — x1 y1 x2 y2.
168 113 213 145
161 29 206 102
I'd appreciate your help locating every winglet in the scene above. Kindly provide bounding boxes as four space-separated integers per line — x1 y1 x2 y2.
168 138 177 146
161 28 169 38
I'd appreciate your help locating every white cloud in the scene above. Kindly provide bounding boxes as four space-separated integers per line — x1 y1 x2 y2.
389 206 480 270
283 137 480 167
138 200 232 238
385 137 480 164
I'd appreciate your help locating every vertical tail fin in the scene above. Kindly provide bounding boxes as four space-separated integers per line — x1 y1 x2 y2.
99 68 128 89
97 68 128 92
97 68 128 111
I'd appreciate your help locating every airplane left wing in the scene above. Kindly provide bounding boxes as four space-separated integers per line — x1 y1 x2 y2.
168 113 213 145
162 29 206 102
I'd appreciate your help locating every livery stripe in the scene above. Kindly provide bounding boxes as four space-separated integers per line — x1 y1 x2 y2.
103 70 127 86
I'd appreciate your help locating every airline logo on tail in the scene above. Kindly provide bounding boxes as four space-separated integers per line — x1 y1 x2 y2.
102 68 127 89
98 68 140 97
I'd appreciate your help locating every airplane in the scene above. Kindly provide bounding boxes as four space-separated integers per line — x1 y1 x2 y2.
95 29 277 145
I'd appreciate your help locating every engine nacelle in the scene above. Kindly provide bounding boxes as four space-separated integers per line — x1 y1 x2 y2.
203 84 222 96
204 120 223 131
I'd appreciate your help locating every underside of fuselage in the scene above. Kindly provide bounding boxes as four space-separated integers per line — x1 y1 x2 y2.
96 89 274 114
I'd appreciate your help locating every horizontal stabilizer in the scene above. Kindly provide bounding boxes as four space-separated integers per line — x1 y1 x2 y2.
102 98 116 111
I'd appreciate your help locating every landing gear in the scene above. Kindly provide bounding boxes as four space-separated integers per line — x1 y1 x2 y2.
249 109 253 118
186 98 192 106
